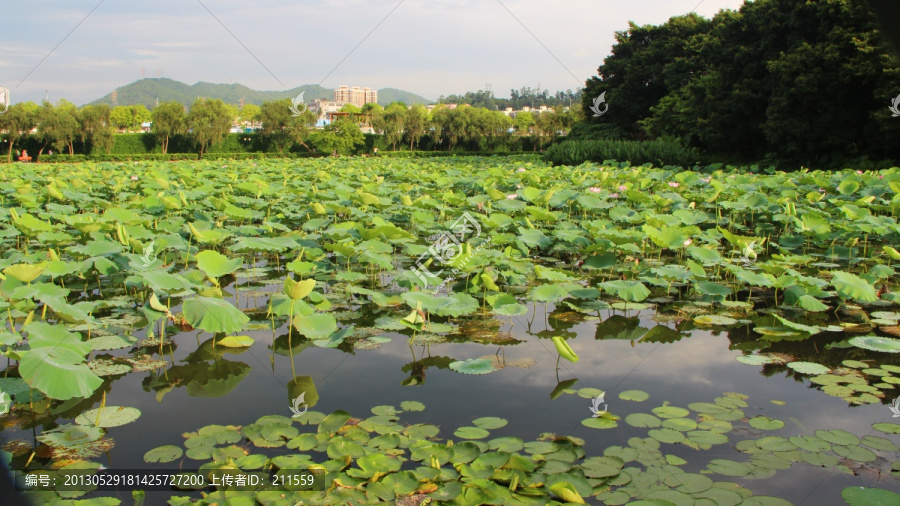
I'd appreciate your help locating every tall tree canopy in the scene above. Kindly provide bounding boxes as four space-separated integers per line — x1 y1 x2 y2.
581 0 900 167
151 101 186 154
186 98 232 158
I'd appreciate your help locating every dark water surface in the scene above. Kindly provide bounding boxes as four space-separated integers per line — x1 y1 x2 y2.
4 283 900 505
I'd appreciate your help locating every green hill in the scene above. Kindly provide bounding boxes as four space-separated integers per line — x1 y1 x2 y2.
377 88 433 106
89 78 432 108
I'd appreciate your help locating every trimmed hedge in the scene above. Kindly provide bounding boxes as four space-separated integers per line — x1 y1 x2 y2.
2 130 555 162
29 152 328 163
543 138 704 167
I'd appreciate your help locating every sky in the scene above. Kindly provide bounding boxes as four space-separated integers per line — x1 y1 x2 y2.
0 0 745 106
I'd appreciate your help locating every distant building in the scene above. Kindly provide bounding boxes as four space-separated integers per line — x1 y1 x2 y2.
311 99 348 117
334 85 377 107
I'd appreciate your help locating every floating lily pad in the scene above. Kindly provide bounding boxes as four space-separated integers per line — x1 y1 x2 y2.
848 335 900 353
582 417 618 429
215 335 255 347
577 387 604 399
755 436 796 452
648 428 685 444
842 487 900 506
87 335 137 351
736 354 776 365
448 359 496 375
472 417 507 430
453 426 490 440
872 423 900 434
833 444 877 463
694 314 738 326
789 435 831 452
619 390 649 402
75 406 142 428
662 417 698 432
144 445 183 463
749 416 785 430
786 361 831 375
707 459 753 477
653 405 690 418
815 429 860 446
88 360 132 376
626 413 662 428
400 401 425 412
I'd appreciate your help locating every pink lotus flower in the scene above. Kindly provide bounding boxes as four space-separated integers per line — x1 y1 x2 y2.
700 178 710 183
517 168 526 172
857 170 863 174
507 194 518 199
130 175 138 181
668 182 680 188
618 185 627 191
588 187 601 193
683 239 692 247
609 193 619 198
819 188 826 193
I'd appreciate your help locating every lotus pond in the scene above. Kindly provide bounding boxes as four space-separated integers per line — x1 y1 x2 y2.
1 156 900 505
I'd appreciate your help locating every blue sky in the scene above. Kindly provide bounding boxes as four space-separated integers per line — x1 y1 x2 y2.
1 0 745 105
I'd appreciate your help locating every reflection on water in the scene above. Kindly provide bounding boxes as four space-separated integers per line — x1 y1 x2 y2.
2 270 899 504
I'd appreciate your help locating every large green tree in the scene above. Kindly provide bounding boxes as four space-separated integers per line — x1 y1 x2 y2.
110 104 151 132
186 98 232 158
78 104 113 155
0 102 38 162
259 99 316 153
587 0 900 166
581 13 709 139
37 100 79 156
311 116 364 155
374 103 406 150
404 104 428 150
151 101 186 154
533 110 562 151
239 103 261 125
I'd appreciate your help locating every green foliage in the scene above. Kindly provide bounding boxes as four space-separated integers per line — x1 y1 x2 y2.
186 98 233 157
37 100 80 155
110 104 151 132
259 99 316 153
579 0 900 168
0 102 39 162
310 117 365 155
151 101 186 154
544 138 703 167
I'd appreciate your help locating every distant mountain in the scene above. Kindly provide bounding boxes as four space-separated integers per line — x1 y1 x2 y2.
88 78 432 108
377 88 432 106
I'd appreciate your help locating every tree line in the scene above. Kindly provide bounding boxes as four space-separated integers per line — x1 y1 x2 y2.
437 87 582 111
0 99 238 161
579 0 900 168
0 97 582 162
